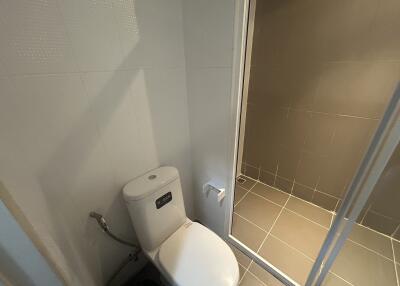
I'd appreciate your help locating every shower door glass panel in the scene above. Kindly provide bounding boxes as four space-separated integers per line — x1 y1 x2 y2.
230 0 400 285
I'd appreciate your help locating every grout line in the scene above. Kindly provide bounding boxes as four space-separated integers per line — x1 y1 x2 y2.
282 106 381 121
246 270 269 286
269 233 314 262
234 180 258 207
239 175 400 243
238 196 394 262
248 190 287 208
392 224 400 238
359 204 371 224
283 208 330 230
391 238 400 286
239 259 254 285
347 237 393 262
330 271 355 286
234 212 268 233
255 194 290 254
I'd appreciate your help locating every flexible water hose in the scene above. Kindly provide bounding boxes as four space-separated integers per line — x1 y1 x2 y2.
89 211 141 286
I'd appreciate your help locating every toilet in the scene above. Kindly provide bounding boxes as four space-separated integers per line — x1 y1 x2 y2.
123 166 239 286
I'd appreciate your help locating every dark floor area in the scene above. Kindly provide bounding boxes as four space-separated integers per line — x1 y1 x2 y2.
123 263 164 286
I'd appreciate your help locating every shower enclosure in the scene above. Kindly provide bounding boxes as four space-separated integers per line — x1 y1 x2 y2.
227 0 400 285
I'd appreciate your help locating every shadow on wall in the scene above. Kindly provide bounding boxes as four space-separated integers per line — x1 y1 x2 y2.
37 35 144 286
27 2 192 285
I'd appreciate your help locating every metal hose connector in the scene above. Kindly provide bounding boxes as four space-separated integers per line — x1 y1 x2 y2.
89 212 141 286
89 211 140 250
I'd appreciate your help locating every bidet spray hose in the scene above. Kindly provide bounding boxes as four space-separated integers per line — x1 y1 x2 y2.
89 211 140 250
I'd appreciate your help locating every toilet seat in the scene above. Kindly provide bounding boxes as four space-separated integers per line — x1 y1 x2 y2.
158 222 239 286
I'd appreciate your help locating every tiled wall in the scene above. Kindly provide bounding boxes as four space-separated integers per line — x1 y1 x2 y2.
0 1 192 285
361 144 400 238
183 0 236 235
242 0 400 232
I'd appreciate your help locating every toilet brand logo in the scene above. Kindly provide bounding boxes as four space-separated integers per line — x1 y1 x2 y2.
155 192 172 209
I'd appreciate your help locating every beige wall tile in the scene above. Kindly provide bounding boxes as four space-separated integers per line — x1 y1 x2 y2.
259 170 275 186
314 63 399 118
277 148 301 181
244 164 260 180
363 211 399 236
295 151 323 188
312 191 338 212
241 0 400 239
274 176 293 194
369 0 400 61
292 183 314 201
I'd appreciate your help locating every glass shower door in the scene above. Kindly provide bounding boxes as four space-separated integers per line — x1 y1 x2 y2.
306 86 400 285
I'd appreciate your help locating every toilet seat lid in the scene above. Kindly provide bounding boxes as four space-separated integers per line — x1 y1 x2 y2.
158 222 239 286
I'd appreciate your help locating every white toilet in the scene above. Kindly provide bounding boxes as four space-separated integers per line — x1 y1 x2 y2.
123 166 239 286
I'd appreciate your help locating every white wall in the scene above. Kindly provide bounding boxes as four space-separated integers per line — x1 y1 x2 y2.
0 0 193 285
183 0 238 236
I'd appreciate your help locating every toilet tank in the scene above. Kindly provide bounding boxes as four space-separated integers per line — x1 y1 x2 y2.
123 166 187 251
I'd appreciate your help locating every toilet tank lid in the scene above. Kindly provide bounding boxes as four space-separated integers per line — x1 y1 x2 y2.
123 166 179 201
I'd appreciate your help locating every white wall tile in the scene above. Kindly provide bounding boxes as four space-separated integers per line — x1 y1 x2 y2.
113 0 185 69
183 0 236 235
183 0 235 68
82 70 159 186
0 0 78 74
186 67 233 234
57 0 123 71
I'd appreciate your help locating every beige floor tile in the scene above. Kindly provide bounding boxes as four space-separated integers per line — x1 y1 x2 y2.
285 196 332 228
239 265 246 281
322 273 352 286
232 213 267 252
392 239 400 262
230 244 252 268
235 185 248 205
331 240 398 286
249 262 285 286
251 183 289 206
348 223 393 259
397 263 400 285
240 272 264 286
258 235 313 285
237 176 257 190
271 209 328 259
235 193 282 231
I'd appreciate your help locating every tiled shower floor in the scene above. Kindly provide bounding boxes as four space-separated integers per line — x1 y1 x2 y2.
232 175 400 286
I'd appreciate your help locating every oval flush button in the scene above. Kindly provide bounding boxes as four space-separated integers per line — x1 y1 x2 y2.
148 174 157 180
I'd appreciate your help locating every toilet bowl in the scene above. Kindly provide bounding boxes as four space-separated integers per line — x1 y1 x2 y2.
123 166 239 286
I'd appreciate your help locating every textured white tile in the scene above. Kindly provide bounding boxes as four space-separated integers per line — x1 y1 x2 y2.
3 74 91 170
0 0 78 74
186 67 232 232
183 0 235 68
57 0 123 71
139 68 193 214
82 70 158 186
113 0 185 68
